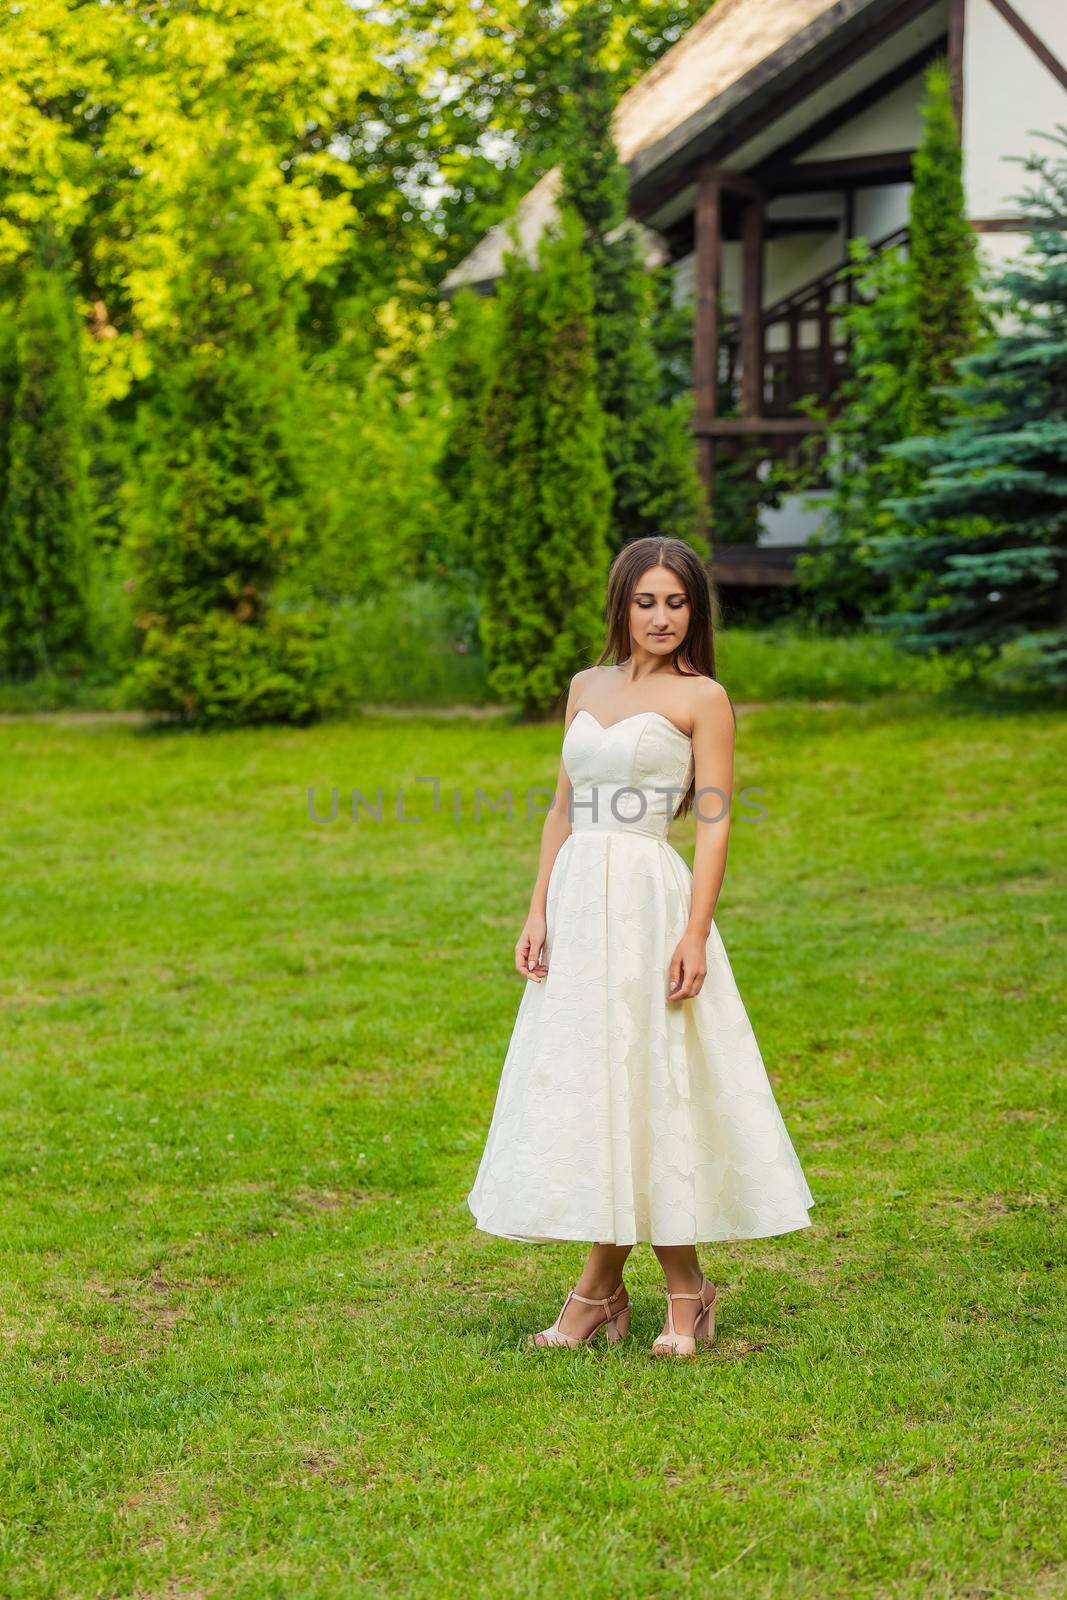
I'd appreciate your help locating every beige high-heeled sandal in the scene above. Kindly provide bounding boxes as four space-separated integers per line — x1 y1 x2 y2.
528 1282 631 1349
651 1276 717 1358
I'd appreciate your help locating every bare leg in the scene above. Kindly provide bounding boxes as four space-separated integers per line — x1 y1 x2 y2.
652 1244 710 1340
536 1242 633 1343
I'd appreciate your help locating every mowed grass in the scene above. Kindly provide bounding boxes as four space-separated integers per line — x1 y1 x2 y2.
0 698 1063 1600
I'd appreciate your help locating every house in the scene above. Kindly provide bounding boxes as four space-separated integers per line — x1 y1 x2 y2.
442 0 1067 586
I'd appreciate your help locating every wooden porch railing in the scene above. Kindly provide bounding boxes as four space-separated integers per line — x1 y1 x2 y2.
720 225 909 418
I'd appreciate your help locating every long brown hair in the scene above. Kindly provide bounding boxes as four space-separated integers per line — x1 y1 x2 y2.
592 537 732 821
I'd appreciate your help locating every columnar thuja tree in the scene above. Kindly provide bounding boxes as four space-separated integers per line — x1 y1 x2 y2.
905 60 981 431
797 59 980 622
870 137 1067 692
125 153 330 725
557 0 705 557
0 234 92 678
471 210 611 716
423 286 500 629
793 242 914 622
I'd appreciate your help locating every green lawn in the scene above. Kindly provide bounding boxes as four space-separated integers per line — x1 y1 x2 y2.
0 700 1063 1599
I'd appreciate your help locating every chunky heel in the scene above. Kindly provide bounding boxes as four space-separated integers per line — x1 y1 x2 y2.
651 1277 717 1358
604 1301 631 1343
528 1282 631 1349
696 1285 716 1346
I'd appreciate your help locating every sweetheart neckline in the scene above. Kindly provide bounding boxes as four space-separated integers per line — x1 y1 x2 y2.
572 707 691 742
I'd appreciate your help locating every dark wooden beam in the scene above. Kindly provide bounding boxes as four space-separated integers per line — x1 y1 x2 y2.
970 217 1030 232
948 0 965 130
696 417 825 438
767 217 844 237
700 166 762 199
740 197 764 417
754 37 945 176
712 546 800 588
985 0 1067 93
635 164 760 230
693 165 722 497
763 150 915 193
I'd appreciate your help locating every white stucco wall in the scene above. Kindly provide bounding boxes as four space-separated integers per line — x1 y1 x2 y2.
962 0 1067 283
798 72 926 160
853 182 911 241
758 492 831 547
963 0 1067 221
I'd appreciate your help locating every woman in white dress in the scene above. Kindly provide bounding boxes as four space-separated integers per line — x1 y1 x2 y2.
466 537 813 1356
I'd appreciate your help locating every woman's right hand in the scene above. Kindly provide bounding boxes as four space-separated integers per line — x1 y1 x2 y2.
515 914 548 982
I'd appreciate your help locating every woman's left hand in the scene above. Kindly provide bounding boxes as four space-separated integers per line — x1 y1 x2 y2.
668 931 708 1001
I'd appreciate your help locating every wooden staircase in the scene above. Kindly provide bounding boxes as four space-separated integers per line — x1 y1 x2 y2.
719 224 908 419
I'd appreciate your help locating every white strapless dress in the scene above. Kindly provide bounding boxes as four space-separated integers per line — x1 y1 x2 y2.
466 709 814 1245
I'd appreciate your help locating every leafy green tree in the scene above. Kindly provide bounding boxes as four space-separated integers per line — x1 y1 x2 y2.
471 210 611 715
125 154 330 726
557 0 705 557
0 0 436 402
0 0 718 379
870 137 1067 693
0 239 92 678
427 0 718 274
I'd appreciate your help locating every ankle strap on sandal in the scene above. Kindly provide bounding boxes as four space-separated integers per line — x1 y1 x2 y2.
666 1280 715 1303
569 1283 626 1310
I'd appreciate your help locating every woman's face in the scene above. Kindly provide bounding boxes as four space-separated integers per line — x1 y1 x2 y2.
628 564 691 657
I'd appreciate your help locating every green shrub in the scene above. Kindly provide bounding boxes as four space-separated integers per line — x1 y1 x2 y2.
717 621 956 701
127 610 336 726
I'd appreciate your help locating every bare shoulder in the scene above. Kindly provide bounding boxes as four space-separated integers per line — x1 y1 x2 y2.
571 664 605 690
687 674 735 733
568 664 609 703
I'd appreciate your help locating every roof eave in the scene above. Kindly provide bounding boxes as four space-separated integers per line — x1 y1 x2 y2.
628 0 934 208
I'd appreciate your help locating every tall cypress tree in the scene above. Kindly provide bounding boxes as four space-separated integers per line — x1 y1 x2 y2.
0 303 16 552
0 236 91 679
906 60 980 432
471 209 611 716
425 287 499 631
794 241 913 622
796 58 980 622
870 136 1067 692
126 152 329 725
558 0 705 558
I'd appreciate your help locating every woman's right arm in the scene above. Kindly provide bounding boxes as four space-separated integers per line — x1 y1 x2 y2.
514 671 586 982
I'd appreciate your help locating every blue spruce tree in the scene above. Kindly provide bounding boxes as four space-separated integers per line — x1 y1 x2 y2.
871 134 1067 693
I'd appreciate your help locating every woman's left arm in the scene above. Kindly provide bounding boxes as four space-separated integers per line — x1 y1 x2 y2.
668 679 736 1001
